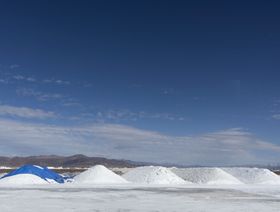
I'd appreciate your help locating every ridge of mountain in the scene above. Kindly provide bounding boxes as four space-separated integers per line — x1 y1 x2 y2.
0 155 142 168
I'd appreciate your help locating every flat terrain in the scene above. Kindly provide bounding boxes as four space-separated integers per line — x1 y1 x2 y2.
1 185 280 212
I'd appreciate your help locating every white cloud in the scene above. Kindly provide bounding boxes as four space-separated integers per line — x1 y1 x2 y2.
13 75 37 82
272 114 280 120
9 64 20 69
0 68 71 86
96 109 185 122
0 105 56 119
43 79 70 85
16 88 64 101
0 79 8 84
26 77 36 82
0 119 278 166
11 73 71 85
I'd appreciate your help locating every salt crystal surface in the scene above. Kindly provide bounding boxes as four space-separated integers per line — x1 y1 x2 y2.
0 174 48 185
170 167 242 185
123 166 188 184
74 165 128 184
223 168 280 184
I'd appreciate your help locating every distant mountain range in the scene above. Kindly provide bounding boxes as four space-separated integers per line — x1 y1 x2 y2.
0 155 145 168
0 155 279 171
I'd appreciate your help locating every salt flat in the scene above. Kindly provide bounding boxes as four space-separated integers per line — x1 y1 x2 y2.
0 185 280 212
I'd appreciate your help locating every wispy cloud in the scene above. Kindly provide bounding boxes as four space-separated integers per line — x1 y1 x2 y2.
12 74 71 85
43 79 70 85
0 105 56 119
13 75 37 82
9 64 20 69
162 88 175 95
96 109 185 122
0 67 71 86
0 119 278 165
272 114 280 120
0 79 8 84
16 88 64 101
60 98 83 108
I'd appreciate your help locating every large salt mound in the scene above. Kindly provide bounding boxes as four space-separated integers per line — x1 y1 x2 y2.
123 166 188 184
0 174 48 185
170 168 242 185
74 165 128 184
223 168 280 184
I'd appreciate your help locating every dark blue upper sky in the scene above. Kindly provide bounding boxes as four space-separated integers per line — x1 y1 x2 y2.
0 0 280 165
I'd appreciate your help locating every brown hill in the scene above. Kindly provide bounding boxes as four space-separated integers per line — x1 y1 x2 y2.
0 154 139 168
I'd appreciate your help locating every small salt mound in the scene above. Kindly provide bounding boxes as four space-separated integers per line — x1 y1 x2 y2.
123 166 188 184
223 168 280 184
74 165 128 184
171 168 242 185
0 174 48 185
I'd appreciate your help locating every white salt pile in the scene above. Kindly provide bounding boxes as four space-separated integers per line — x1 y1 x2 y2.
170 168 242 185
74 165 128 184
123 166 188 184
0 174 48 185
223 168 280 184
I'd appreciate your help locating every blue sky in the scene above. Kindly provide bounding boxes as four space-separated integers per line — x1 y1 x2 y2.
0 0 280 165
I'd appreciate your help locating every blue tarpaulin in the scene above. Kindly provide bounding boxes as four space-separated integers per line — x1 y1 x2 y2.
1 165 64 183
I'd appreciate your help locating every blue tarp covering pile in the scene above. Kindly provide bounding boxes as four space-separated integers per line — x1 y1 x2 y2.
1 165 64 183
